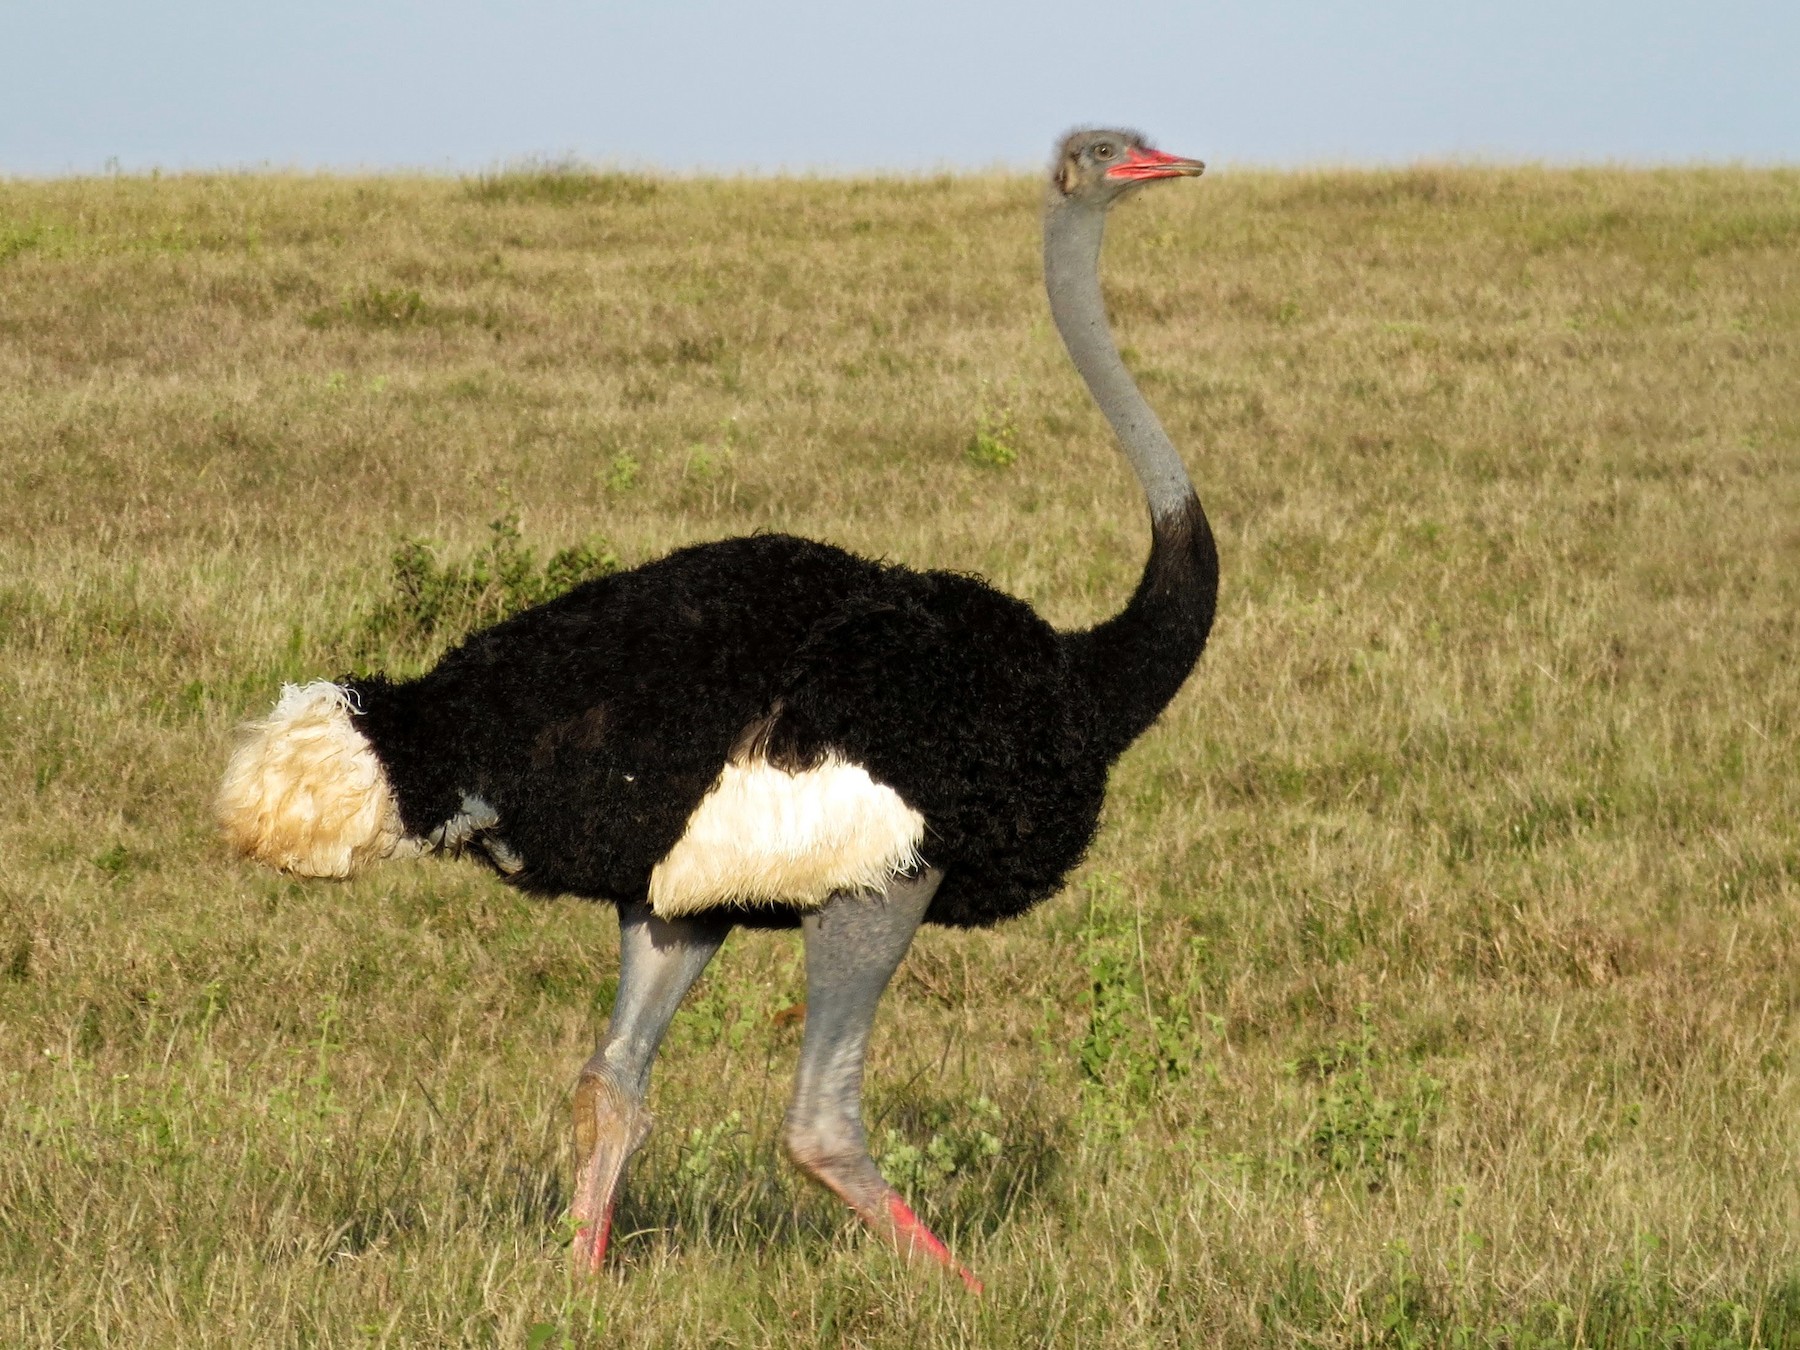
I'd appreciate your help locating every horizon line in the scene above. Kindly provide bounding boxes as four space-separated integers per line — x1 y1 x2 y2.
7 153 1798 183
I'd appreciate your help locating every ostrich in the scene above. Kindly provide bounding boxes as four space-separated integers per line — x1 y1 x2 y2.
217 129 1214 1288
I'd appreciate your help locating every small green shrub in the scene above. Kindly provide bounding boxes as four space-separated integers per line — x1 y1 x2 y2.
676 1111 747 1191
1291 1010 1442 1185
1071 877 1197 1128
358 510 618 657
91 843 133 880
601 451 640 495
878 1095 1002 1198
966 402 1020 469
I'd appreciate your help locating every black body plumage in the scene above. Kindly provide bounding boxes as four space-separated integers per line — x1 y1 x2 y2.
346 493 1216 930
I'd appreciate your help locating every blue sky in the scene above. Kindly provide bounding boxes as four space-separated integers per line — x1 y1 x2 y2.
3 1 1794 175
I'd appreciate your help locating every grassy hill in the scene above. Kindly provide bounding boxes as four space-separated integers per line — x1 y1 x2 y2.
1 163 1797 1347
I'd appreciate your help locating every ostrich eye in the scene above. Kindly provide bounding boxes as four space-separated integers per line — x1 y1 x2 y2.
1094 144 1114 159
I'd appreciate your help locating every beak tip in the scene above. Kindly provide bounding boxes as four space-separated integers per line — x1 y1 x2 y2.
1105 148 1208 182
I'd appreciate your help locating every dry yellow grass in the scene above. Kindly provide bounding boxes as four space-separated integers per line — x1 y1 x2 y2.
1 163 1797 1347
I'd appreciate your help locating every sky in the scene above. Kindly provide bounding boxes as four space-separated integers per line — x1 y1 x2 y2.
2 0 1795 176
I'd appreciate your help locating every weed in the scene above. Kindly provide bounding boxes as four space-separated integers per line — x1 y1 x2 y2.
674 980 764 1052
601 451 640 495
685 444 731 481
877 1096 1001 1199
1072 877 1197 1128
358 510 618 657
966 394 1020 469
1290 1009 1442 1186
679 423 742 510
91 843 133 880
676 1111 746 1188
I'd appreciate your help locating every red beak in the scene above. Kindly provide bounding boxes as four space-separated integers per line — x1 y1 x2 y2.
1106 146 1206 182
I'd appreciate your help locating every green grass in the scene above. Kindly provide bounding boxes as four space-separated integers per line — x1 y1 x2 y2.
1 162 1797 1347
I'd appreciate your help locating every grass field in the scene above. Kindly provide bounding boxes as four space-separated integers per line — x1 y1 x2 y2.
2 161 1798 1347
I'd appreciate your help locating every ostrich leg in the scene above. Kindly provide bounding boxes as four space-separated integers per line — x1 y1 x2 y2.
572 902 730 1273
784 869 982 1293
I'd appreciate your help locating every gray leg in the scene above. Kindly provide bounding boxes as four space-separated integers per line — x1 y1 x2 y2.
784 869 981 1292
571 901 730 1273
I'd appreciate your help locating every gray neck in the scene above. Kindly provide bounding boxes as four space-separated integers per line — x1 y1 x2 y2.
1043 198 1196 523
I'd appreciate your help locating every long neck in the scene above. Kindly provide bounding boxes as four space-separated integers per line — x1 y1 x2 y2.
1047 196 1220 761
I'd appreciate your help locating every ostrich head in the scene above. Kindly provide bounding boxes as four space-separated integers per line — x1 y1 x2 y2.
1050 128 1205 206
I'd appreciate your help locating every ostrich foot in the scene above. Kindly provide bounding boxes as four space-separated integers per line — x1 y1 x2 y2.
793 1147 983 1294
784 874 977 1291
570 1070 651 1274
